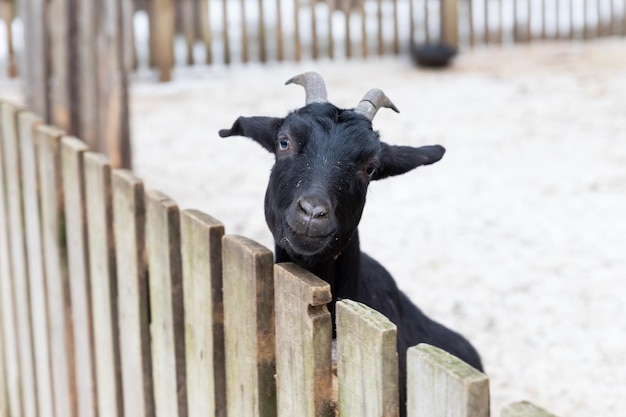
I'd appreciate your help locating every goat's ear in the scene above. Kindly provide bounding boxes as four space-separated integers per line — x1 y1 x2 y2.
219 116 284 153
373 143 445 180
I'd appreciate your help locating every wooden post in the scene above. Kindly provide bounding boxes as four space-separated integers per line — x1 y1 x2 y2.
407 344 489 417
258 0 267 62
222 235 276 417
276 0 284 61
19 0 49 120
182 0 195 65
37 124 78 417
181 210 226 417
18 112 55 417
240 0 249 63
146 191 187 417
1 102 40 417
440 0 459 47
77 0 99 151
152 0 175 80
222 0 231 64
112 170 155 417
0 101 23 417
502 401 558 417
97 0 132 168
294 0 302 61
311 0 319 59
336 299 399 417
85 152 123 417
61 137 98 417
198 0 212 64
274 263 333 417
49 0 72 132
327 0 335 58
359 0 367 57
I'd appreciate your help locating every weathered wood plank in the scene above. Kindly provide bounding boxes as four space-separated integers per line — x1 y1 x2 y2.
37 124 77 417
1 102 39 417
61 137 97 417
181 209 226 417
502 401 558 417
146 190 187 417
18 112 55 417
0 100 22 417
336 299 398 417
222 235 276 417
407 344 489 417
274 262 333 417
112 169 155 417
84 152 123 417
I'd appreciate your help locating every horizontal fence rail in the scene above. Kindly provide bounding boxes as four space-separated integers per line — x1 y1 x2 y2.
0 96 563 417
1 0 625 81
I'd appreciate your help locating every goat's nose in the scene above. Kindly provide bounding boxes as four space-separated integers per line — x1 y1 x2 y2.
298 196 330 220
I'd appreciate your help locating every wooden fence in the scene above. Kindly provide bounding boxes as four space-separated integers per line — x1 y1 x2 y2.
0 98 561 417
2 0 626 81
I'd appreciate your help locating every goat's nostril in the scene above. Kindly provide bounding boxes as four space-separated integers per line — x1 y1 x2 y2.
298 197 330 220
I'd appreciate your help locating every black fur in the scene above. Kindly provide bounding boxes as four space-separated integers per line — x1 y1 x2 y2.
220 102 482 414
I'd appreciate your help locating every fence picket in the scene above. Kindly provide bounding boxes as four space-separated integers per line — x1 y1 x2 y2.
146 190 187 417
152 0 175 81
181 209 226 417
274 262 333 417
112 169 156 417
84 152 123 417
502 401 558 417
17 112 55 417
407 344 489 417
222 235 276 417
336 299 399 417
61 137 98 417
0 101 22 417
2 102 39 417
37 124 78 417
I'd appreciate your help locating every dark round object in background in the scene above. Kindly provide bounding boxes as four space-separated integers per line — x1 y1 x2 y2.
411 43 458 68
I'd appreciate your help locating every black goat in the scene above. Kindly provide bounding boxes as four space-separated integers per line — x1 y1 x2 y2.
219 72 483 413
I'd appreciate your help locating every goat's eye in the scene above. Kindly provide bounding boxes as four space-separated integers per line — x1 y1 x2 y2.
363 164 377 177
278 136 291 151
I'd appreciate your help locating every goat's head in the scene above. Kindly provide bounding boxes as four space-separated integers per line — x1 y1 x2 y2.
219 72 445 262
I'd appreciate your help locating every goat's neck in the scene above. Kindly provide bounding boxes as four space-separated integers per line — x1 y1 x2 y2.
274 231 362 297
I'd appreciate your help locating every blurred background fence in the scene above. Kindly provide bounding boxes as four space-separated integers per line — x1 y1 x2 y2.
0 0 624 165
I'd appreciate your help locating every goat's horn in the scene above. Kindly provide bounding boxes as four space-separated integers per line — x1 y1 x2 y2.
354 89 400 121
285 71 328 105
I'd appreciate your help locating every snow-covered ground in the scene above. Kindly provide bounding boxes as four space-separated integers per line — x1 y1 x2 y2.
2 6 626 417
